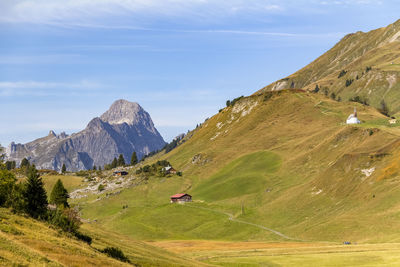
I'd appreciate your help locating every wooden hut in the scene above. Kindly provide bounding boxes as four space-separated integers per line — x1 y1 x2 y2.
170 193 192 203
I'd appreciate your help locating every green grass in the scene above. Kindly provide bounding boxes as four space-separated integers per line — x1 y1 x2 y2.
193 151 281 201
0 208 205 266
41 174 84 195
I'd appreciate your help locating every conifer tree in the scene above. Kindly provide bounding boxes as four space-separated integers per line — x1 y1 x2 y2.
49 179 69 208
130 151 138 166
117 154 125 166
24 166 48 218
111 157 118 169
61 163 66 174
20 158 30 168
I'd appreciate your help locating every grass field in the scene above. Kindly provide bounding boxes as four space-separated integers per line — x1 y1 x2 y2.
42 174 84 195
151 240 400 266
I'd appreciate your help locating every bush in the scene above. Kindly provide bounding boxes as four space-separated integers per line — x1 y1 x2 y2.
338 70 347 78
74 231 92 244
0 169 16 206
349 96 369 106
101 247 130 263
379 100 390 117
345 79 354 87
47 209 80 233
226 96 244 107
142 165 151 173
98 184 105 192
75 170 90 178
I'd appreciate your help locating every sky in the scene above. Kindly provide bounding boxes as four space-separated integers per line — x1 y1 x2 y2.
1 0 400 145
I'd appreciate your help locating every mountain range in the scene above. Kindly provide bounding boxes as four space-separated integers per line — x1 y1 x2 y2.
5 99 165 171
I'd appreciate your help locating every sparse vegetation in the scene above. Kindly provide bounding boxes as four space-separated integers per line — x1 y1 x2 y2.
101 246 130 263
226 95 244 107
345 78 354 87
338 69 347 78
349 95 369 105
379 99 390 117
164 134 185 153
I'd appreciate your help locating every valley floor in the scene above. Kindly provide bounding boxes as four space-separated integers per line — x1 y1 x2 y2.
150 240 400 266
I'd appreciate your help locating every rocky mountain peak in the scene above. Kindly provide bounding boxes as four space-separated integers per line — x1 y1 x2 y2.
6 99 165 171
100 99 143 126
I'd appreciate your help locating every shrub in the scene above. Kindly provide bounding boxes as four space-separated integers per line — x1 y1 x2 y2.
98 184 105 192
142 165 151 173
0 169 16 206
74 231 92 244
379 100 390 117
345 79 354 87
101 247 130 263
349 96 369 106
226 96 244 107
75 170 90 178
338 70 347 78
47 208 80 233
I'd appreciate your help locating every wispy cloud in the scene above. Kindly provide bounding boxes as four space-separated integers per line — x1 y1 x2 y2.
0 54 83 65
318 0 383 5
0 0 284 25
0 80 103 96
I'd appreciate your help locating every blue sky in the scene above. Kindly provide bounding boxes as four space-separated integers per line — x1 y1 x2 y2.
0 0 399 145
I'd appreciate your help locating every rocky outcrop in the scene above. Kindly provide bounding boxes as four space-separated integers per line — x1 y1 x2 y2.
6 100 165 171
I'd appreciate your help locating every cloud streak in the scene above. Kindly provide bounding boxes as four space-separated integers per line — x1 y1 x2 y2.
0 0 284 24
0 80 104 96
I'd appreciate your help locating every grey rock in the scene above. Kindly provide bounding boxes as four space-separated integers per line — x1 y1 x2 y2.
6 100 165 171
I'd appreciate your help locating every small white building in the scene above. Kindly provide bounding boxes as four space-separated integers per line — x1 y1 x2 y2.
346 108 361 124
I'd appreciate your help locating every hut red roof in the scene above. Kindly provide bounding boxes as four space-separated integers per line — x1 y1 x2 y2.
170 193 188 199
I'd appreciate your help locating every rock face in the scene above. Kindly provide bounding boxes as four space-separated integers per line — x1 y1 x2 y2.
6 100 166 171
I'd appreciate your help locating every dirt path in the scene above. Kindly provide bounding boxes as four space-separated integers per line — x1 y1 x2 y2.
185 204 305 241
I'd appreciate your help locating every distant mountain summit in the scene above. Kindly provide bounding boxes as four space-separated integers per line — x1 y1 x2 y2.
6 100 165 171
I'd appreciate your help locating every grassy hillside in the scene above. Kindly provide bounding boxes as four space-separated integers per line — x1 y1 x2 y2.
42 174 84 195
74 90 400 246
0 207 206 266
258 19 400 116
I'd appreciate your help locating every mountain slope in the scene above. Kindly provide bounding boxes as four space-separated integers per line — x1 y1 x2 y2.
0 208 208 266
257 19 400 116
6 100 165 171
76 90 400 243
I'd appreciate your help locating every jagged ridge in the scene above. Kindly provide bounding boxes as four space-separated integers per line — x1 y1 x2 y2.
6 100 165 171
